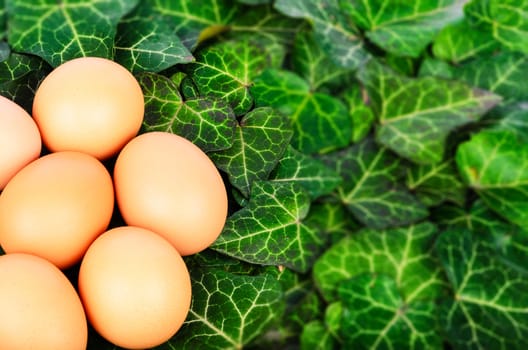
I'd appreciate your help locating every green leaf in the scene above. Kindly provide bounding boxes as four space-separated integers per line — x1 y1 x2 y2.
417 57 454 80
114 3 194 73
465 0 528 54
0 0 6 40
313 222 445 302
343 0 464 57
252 68 352 154
0 52 51 112
319 137 428 229
300 320 337 350
483 104 528 141
145 0 240 51
436 229 528 349
451 52 528 103
432 19 499 63
209 107 293 197
159 268 284 350
406 159 466 207
269 145 342 199
138 72 236 152
6 0 138 67
456 129 528 227
304 202 360 245
211 181 325 273
339 84 375 143
358 59 502 164
189 37 274 116
274 0 369 68
338 274 442 349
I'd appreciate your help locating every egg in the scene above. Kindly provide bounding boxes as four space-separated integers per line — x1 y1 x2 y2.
0 95 42 190
113 131 228 256
0 151 114 269
0 253 88 350
32 56 144 160
78 226 192 349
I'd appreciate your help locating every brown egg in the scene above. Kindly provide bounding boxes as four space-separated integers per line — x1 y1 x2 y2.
0 151 114 269
113 131 228 256
32 56 144 160
78 226 192 349
0 253 87 350
0 95 41 189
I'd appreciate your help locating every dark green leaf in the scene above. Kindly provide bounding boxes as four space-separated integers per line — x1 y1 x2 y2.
483 103 528 141
456 129 528 227
114 3 194 73
159 268 284 350
269 146 342 199
6 0 138 66
436 229 528 349
358 59 502 164
274 0 369 68
211 181 325 273
339 274 442 349
319 137 428 229
339 84 375 143
138 72 236 152
252 68 352 154
417 57 454 79
0 0 5 40
304 202 360 245
313 222 445 302
210 107 293 197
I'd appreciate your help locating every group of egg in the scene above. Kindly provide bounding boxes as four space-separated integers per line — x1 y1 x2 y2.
0 57 228 350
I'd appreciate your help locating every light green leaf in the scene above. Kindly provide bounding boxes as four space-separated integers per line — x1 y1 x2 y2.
339 274 442 349
406 159 466 207
159 269 284 350
211 181 325 273
138 72 236 152
432 19 499 63
342 0 464 57
313 222 445 302
6 0 138 67
456 129 528 227
209 107 293 197
339 84 375 143
319 137 428 229
114 3 194 73
417 57 455 80
436 229 528 349
252 68 352 154
274 0 369 68
465 0 528 54
300 320 337 350
269 145 342 199
358 59 502 164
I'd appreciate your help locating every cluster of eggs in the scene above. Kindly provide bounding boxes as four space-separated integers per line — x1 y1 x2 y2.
0 57 228 350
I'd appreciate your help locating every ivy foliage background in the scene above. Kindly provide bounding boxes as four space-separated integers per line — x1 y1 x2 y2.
1 0 528 349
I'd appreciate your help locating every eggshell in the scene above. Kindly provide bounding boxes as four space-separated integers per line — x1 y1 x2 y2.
0 95 41 189
113 131 228 256
0 151 114 269
78 226 192 349
0 253 88 350
32 56 144 160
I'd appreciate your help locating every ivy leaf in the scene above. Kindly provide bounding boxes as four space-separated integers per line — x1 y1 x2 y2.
159 268 284 350
432 19 500 63
0 0 5 40
319 137 428 229
484 104 528 141
358 59 502 164
456 129 528 228
189 37 275 116
269 145 342 200
274 0 369 69
305 202 360 245
300 320 337 350
138 72 236 152
211 181 325 273
0 52 51 112
209 107 292 197
338 274 442 349
406 159 466 207
145 0 240 51
114 3 194 73
252 68 352 154
339 84 375 143
436 229 528 349
6 0 138 67
341 0 465 58
313 222 445 302
465 0 528 54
